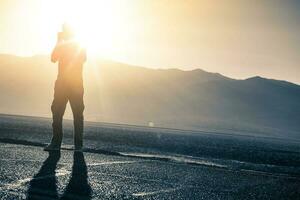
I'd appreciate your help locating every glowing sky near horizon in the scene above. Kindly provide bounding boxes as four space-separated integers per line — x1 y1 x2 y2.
0 0 300 84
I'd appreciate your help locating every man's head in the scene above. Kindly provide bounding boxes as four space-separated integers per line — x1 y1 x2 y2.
59 23 75 41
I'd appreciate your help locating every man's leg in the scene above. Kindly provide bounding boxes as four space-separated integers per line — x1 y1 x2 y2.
45 83 68 151
69 88 84 150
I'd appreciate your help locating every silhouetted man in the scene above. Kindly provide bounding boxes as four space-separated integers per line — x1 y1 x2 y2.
44 24 86 151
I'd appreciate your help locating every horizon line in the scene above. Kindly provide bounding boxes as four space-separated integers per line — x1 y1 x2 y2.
0 53 299 86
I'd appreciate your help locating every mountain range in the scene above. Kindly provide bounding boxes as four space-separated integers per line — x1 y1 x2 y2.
0 54 299 138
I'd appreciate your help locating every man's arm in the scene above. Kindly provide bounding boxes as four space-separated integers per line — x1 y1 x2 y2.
51 33 63 63
51 46 60 63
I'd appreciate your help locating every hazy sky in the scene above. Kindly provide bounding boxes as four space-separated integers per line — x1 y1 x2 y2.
1 0 300 84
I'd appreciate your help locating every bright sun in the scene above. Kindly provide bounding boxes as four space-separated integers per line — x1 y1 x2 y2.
42 0 130 57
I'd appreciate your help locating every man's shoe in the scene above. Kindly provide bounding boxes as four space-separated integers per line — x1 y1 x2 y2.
44 143 61 151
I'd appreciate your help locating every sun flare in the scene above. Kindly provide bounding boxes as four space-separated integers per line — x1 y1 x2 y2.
41 0 130 57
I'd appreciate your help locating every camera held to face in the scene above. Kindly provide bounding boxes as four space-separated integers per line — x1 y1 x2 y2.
57 23 74 41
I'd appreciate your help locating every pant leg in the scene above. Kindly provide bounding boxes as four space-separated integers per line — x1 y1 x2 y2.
51 81 68 145
69 86 85 148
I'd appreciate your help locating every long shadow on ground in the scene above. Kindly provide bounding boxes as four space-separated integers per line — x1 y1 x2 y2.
26 151 92 200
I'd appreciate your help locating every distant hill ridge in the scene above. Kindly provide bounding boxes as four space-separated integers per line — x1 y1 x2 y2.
0 54 299 138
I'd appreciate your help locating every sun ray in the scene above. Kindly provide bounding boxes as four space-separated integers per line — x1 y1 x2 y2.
40 0 130 57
